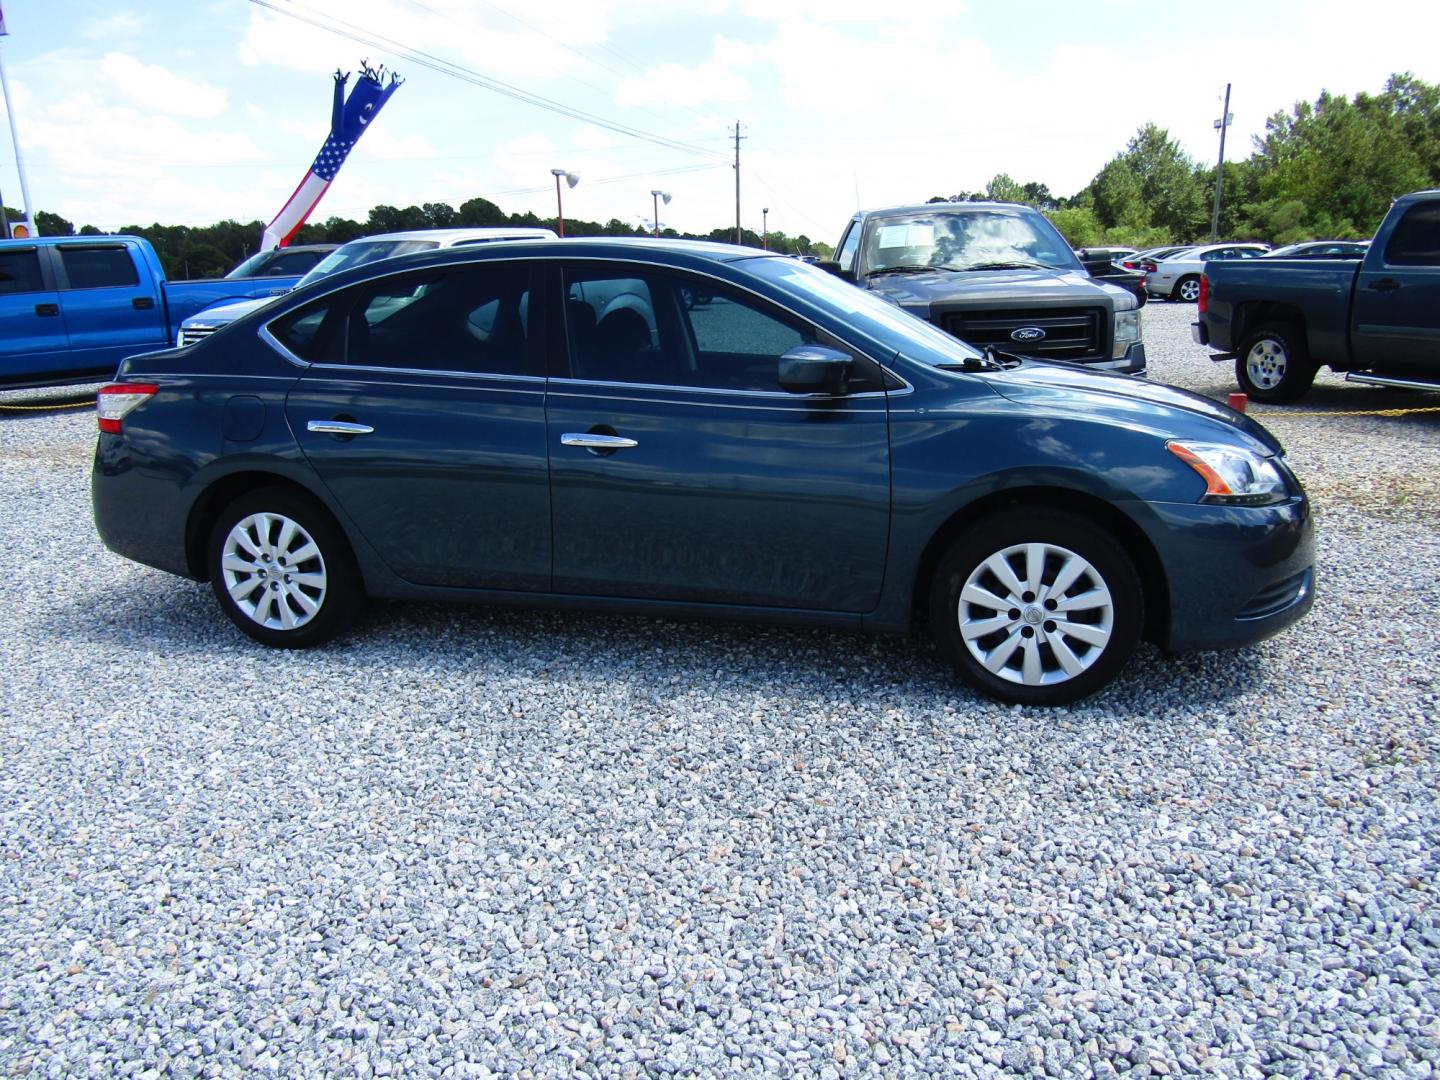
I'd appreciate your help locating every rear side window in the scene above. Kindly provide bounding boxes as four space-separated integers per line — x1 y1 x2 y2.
0 249 43 295
1384 202 1440 266
58 246 140 289
262 250 325 275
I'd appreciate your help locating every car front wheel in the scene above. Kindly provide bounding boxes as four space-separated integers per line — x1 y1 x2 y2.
208 487 362 648
929 508 1143 706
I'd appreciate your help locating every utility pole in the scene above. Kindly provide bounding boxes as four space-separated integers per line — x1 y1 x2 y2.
1210 83 1232 243
0 21 37 237
730 121 745 244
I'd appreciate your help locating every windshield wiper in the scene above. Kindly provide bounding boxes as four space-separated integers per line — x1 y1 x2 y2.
957 261 1053 271
865 264 946 278
938 346 1025 373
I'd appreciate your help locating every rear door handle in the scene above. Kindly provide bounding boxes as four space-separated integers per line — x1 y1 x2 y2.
1368 278 1401 292
34 303 59 317
307 419 374 436
561 433 638 450
132 296 155 310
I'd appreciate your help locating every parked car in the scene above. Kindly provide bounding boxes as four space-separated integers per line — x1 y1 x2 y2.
92 239 1313 706
0 236 305 389
1194 189 1440 402
1261 241 1369 259
225 244 338 279
823 203 1147 374
176 227 558 346
1144 244 1269 301
1121 245 1195 272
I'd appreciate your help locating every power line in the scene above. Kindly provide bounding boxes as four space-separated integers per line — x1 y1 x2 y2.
246 0 725 161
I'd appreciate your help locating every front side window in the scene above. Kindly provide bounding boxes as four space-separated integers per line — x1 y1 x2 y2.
58 246 139 289
1384 202 1440 266
835 221 862 272
0 249 43 295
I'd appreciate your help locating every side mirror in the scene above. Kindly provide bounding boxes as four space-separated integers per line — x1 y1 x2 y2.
778 344 853 395
815 261 855 283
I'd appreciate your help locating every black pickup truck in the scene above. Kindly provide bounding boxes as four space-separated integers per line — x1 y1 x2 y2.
1194 189 1440 402
825 202 1147 374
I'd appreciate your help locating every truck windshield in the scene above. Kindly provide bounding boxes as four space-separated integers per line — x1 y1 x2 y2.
296 240 440 288
863 209 1079 275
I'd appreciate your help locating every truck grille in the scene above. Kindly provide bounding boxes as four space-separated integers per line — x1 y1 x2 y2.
177 326 218 348
942 307 1106 361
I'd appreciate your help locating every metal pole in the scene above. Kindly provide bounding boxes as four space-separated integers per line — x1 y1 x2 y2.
554 173 564 237
733 121 741 244
1210 82 1232 243
652 191 659 238
762 208 768 250
0 40 37 236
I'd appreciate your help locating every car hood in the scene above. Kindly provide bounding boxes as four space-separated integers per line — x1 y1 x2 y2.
867 267 1115 307
182 296 273 327
980 360 1284 455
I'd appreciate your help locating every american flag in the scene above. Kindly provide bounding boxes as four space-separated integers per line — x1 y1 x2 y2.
311 134 357 183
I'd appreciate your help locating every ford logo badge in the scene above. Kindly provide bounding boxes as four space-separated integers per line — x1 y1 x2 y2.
1011 326 1046 342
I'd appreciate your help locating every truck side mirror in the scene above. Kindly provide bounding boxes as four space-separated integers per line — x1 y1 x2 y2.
815 261 855 283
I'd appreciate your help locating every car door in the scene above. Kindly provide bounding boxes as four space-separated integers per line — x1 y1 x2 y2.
1351 200 1440 371
0 245 71 383
53 242 168 373
545 263 891 613
279 262 552 590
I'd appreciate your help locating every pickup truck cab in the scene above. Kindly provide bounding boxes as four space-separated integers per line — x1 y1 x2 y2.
1195 190 1440 402
0 236 302 389
825 203 1146 374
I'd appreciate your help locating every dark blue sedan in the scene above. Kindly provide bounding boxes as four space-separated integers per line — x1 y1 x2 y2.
92 239 1313 705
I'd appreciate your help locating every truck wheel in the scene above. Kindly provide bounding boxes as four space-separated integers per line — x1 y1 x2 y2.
1235 324 1316 404
929 508 1143 707
208 486 363 648
1173 276 1201 303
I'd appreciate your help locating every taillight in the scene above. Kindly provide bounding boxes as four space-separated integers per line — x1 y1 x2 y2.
1198 274 1210 313
97 383 158 434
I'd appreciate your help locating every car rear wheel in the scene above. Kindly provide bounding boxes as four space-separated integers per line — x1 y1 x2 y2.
929 508 1143 706
1173 275 1201 302
208 487 362 648
1235 324 1316 404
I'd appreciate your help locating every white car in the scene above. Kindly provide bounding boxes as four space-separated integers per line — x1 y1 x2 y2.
177 227 558 346
1144 243 1269 302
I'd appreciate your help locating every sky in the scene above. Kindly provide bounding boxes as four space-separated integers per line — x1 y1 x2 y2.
3 0 1440 249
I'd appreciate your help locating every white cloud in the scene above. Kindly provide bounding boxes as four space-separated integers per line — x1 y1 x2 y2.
100 52 228 119
85 11 147 41
353 125 438 161
616 61 750 108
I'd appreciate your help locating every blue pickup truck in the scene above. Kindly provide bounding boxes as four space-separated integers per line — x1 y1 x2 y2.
1194 189 1440 402
0 236 303 389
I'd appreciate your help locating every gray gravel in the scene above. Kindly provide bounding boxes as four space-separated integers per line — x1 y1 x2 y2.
2 307 1438 1077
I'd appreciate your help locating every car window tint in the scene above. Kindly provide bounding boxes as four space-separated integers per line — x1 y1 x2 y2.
683 290 812 390
346 267 531 375
265 251 323 275
564 273 660 383
836 221 862 272
1384 202 1440 266
269 299 338 362
58 246 139 289
0 249 43 295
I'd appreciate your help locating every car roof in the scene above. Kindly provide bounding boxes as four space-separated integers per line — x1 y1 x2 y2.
340 227 559 246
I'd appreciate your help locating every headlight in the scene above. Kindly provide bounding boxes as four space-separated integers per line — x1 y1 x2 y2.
1112 310 1142 358
1167 441 1288 505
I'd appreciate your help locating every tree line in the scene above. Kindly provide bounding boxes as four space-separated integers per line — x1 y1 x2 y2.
15 72 1437 276
931 72 1440 249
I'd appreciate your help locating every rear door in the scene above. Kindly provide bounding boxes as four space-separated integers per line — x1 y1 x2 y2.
545 262 891 613
280 261 552 591
0 246 70 383
53 242 168 374
1352 200 1440 371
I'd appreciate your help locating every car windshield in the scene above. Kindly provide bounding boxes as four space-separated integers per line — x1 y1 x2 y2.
753 257 986 368
863 209 1078 274
296 239 440 288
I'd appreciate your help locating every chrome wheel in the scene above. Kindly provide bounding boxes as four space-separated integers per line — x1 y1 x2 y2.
1176 278 1201 302
220 512 327 631
957 542 1115 687
1245 338 1288 391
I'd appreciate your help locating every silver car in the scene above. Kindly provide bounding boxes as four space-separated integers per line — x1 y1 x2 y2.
1144 243 1268 302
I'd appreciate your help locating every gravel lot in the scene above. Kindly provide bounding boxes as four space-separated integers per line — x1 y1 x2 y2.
1 302 1437 1078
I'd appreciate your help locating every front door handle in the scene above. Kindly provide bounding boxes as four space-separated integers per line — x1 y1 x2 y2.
34 303 59 317
1368 278 1401 292
307 419 374 436
132 296 155 310
561 433 638 451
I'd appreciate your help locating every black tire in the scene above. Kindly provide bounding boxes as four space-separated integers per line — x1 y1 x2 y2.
928 508 1143 706
207 486 363 648
1234 323 1316 404
1172 275 1202 303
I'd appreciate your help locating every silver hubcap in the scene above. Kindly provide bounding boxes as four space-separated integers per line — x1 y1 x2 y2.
1178 279 1200 301
1245 339 1287 390
958 542 1114 686
221 512 327 631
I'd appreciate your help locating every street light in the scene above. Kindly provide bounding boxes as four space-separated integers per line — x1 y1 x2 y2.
650 190 671 238
762 207 770 250
551 168 579 237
